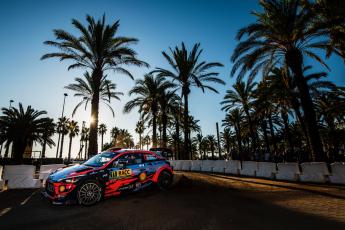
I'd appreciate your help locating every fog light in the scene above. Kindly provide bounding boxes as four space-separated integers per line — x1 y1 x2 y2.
59 185 66 192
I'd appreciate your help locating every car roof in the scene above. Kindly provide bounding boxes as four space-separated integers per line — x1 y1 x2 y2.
114 149 157 154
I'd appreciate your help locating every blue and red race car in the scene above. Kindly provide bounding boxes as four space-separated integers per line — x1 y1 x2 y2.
42 149 173 205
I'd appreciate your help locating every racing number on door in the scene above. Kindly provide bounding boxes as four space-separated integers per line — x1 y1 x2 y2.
110 169 132 179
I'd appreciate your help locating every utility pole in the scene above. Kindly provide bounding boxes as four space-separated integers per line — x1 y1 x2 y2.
56 93 68 158
216 122 222 159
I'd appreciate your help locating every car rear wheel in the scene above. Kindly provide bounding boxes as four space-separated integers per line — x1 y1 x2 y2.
157 171 172 191
77 181 102 206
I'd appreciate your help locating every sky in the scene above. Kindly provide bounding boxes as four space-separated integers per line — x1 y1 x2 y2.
0 0 344 158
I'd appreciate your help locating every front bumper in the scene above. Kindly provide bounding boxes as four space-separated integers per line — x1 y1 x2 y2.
41 190 77 205
41 181 78 205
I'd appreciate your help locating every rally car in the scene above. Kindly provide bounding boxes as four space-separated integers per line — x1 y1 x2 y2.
42 149 173 206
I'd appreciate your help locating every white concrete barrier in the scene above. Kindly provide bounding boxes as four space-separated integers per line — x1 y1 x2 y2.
329 162 345 185
181 160 192 171
4 165 40 189
276 163 300 181
39 164 65 184
240 161 258 177
174 161 183 171
256 162 277 179
224 160 241 175
169 160 178 170
201 160 214 172
213 161 227 173
300 162 330 183
190 160 202 171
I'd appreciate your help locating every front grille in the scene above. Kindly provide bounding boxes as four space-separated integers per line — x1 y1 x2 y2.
46 182 55 196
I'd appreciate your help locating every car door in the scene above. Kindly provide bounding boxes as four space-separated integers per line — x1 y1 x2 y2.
143 153 163 177
107 153 145 192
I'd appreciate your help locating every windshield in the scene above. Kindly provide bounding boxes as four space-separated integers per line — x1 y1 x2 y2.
83 152 117 167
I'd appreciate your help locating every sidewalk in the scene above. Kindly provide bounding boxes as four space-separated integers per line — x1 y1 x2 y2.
179 172 345 223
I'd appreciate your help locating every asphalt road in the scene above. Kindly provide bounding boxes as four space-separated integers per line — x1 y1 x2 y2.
0 173 344 230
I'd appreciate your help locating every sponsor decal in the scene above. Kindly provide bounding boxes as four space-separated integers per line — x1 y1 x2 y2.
110 169 132 179
139 172 147 181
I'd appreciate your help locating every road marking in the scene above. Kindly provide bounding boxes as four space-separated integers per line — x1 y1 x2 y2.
0 207 12 217
20 191 37 206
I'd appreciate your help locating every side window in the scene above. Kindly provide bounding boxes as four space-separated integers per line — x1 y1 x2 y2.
113 153 143 167
144 153 158 162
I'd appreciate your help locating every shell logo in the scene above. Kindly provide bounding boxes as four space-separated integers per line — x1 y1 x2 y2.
139 172 147 181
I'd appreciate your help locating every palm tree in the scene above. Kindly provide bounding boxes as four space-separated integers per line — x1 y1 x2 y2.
221 76 257 151
98 123 107 150
0 103 52 163
41 119 56 158
303 0 345 62
81 127 90 159
158 90 180 148
57 117 69 158
116 129 134 148
65 72 124 117
222 109 243 159
143 135 151 150
111 127 120 146
153 42 224 159
196 133 204 159
135 120 145 149
67 120 80 161
221 128 232 155
231 0 332 161
206 135 217 160
124 74 174 147
41 14 148 156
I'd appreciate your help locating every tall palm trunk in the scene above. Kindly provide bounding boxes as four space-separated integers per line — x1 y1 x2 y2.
281 111 294 154
286 49 325 161
291 98 311 150
84 140 87 159
268 115 277 155
152 108 158 147
13 141 25 164
234 122 242 160
175 116 180 159
261 120 270 153
183 91 190 159
199 142 202 159
101 134 104 150
56 133 61 158
138 134 142 149
42 139 47 158
88 69 102 157
68 136 73 161
4 142 9 158
244 107 256 151
59 134 65 158
162 111 168 148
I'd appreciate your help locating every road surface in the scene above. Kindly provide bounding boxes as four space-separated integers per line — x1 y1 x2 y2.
0 172 344 230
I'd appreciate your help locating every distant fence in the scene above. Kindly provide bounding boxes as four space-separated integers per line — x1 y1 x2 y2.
169 160 345 185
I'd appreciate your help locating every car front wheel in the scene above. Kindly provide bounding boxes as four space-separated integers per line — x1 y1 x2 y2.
157 171 172 191
77 181 102 206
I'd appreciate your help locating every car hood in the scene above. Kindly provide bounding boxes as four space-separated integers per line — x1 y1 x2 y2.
48 164 94 182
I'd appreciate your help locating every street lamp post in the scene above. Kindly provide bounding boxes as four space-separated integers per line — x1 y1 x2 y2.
9 99 14 108
56 93 68 158
3 100 15 157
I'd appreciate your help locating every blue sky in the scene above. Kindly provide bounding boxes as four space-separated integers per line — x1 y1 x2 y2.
0 0 344 158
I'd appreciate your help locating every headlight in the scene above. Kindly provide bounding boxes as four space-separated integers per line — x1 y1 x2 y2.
59 175 85 183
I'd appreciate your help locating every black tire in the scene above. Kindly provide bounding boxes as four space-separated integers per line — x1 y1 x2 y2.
77 180 103 206
157 171 172 191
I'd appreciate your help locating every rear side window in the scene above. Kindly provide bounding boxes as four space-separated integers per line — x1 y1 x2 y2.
144 154 158 162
